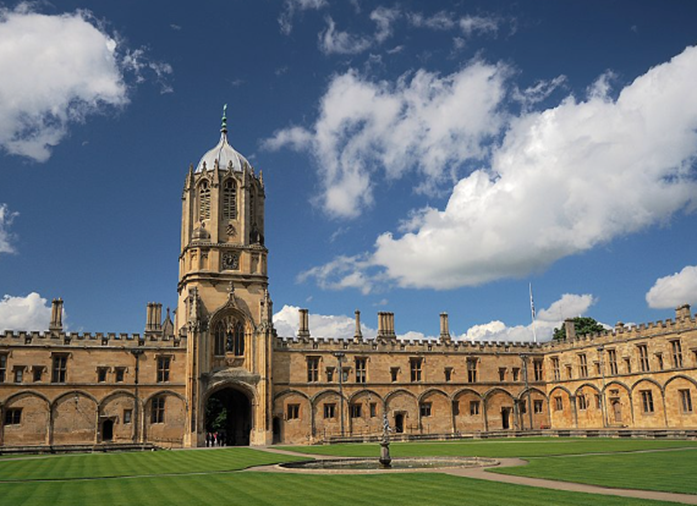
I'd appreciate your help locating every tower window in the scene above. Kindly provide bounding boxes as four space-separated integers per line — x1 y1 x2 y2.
223 179 237 220
198 181 211 220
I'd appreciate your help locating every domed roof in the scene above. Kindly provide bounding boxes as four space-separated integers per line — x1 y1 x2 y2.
195 106 250 173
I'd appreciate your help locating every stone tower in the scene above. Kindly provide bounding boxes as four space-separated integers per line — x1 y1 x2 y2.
177 107 274 446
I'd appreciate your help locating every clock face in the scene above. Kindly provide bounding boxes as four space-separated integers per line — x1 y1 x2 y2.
222 252 239 270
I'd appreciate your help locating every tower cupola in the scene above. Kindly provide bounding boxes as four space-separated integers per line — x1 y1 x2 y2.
195 104 250 173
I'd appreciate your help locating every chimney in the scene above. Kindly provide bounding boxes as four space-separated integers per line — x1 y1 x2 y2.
353 310 363 343
676 304 692 321
49 298 63 332
298 308 310 338
564 319 576 340
439 312 451 343
377 311 396 340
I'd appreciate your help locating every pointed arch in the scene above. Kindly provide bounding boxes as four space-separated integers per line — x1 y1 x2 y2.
222 178 237 220
197 179 211 221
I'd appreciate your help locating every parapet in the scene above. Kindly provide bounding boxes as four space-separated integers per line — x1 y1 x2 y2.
0 330 185 349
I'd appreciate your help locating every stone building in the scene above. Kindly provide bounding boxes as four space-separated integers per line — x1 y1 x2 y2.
1 114 696 449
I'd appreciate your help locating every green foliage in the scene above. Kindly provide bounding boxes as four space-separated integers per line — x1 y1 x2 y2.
205 397 227 432
553 316 605 340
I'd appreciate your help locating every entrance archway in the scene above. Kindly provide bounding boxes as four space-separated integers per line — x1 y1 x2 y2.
205 388 252 446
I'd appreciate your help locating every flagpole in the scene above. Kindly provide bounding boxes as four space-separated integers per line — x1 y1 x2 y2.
529 283 538 343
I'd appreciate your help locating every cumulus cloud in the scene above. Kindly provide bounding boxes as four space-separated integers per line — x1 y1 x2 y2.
273 304 375 339
0 204 18 254
461 293 599 343
0 293 55 331
279 0 327 35
291 45 697 290
646 265 697 309
0 5 171 162
264 60 508 218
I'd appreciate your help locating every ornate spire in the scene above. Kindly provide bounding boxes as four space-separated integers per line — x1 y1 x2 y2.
221 103 228 135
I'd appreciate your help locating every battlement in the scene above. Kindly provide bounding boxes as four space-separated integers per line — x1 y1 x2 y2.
0 330 185 349
543 304 696 351
274 334 543 354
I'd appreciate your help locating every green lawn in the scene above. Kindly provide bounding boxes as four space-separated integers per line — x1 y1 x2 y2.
282 437 697 458
493 448 697 495
0 469 681 506
0 447 307 481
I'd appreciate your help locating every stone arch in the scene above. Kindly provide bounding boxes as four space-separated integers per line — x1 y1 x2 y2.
631 378 666 428
311 389 344 441
208 305 255 370
664 375 697 428
517 387 550 430
574 383 603 428
604 381 632 426
548 386 574 429
453 388 485 433
52 390 98 445
273 389 311 444
418 389 451 434
142 390 186 446
2 391 50 446
99 390 137 443
385 389 418 435
484 388 516 431
347 390 383 437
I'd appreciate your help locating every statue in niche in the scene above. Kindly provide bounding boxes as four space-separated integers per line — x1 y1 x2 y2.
250 223 264 245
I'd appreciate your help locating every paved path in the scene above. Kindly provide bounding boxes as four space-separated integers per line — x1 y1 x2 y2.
255 447 697 505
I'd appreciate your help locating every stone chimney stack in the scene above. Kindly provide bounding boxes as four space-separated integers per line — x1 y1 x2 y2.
676 304 692 321
377 311 396 340
439 312 451 343
49 298 63 332
298 308 310 337
145 302 163 336
353 310 363 343
564 319 576 340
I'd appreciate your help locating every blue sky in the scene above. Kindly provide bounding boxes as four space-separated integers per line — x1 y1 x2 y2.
1 0 696 342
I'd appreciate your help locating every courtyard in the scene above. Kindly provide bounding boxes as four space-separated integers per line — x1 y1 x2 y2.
1 437 696 505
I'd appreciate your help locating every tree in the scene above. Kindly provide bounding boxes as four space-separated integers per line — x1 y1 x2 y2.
553 316 605 340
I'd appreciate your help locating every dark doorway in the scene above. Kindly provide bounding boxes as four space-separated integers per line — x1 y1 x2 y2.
102 419 114 442
205 388 252 446
272 417 281 444
501 407 511 429
394 412 405 433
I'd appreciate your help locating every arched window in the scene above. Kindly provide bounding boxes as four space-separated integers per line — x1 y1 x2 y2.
223 179 237 220
214 316 245 357
214 321 225 356
198 181 210 220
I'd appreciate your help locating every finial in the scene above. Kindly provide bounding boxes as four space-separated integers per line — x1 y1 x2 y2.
221 104 228 134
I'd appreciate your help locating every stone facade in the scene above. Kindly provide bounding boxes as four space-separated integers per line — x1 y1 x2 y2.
1 118 696 448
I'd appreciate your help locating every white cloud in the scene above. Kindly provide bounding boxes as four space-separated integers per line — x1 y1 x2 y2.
408 11 456 30
273 304 375 339
646 265 697 309
0 6 171 162
264 60 508 218
459 15 499 37
0 204 18 254
296 45 697 290
0 293 55 332
318 7 400 55
279 0 327 35
461 293 598 343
